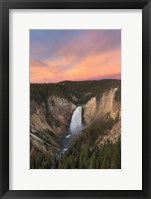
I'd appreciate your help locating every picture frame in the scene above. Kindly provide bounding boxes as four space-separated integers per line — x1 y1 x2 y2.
0 0 150 198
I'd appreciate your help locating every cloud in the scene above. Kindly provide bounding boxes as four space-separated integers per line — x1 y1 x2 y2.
30 30 121 82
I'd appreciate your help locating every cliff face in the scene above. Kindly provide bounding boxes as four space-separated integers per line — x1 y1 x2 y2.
30 100 54 133
83 87 121 146
30 96 76 166
31 96 76 135
83 88 120 124
47 96 76 133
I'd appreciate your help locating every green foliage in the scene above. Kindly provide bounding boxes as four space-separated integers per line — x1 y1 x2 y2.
30 83 69 104
58 139 121 169
31 79 121 105
30 146 55 169
57 118 121 169
30 117 121 169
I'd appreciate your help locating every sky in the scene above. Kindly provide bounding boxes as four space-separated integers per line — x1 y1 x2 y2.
30 30 121 83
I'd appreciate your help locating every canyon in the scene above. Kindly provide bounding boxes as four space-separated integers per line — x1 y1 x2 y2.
30 79 121 169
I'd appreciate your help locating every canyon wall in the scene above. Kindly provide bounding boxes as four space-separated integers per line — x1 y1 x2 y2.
30 81 121 168
30 96 76 135
83 87 121 146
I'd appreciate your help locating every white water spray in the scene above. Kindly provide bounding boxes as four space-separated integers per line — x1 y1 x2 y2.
56 106 83 159
70 106 83 134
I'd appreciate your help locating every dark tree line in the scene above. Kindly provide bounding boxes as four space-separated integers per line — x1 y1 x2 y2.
30 79 121 105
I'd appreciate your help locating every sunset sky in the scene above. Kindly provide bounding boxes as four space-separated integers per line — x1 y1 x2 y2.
30 30 121 83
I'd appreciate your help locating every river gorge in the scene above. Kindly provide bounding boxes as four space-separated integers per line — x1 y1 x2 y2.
30 80 121 169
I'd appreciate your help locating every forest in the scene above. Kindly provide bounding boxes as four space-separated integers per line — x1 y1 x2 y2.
30 79 121 105
30 116 121 169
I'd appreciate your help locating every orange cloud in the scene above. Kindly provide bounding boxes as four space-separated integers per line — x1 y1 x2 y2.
30 30 121 82
30 48 120 83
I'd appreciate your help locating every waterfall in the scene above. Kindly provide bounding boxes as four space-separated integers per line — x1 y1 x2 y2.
70 106 83 134
56 106 83 160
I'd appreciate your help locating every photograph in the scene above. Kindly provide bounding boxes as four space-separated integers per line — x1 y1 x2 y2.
30 29 121 169
1 0 150 197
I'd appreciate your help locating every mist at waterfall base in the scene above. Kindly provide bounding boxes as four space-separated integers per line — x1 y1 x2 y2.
56 106 83 159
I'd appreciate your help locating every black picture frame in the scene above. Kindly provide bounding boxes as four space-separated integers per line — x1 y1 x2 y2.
0 0 151 198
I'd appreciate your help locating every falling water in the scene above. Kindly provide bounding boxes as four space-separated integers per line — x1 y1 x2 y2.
70 106 83 134
55 106 83 160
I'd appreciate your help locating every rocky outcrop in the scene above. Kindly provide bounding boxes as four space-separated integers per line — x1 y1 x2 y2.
30 96 76 167
83 97 97 124
30 100 55 133
83 87 121 125
83 87 121 148
47 96 76 133
96 121 121 146
30 96 76 135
